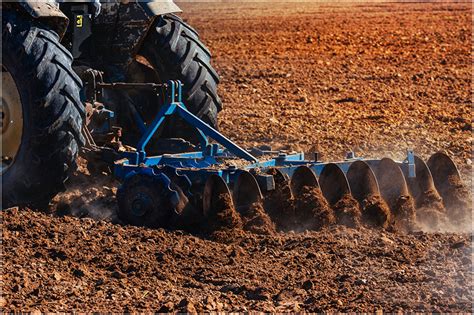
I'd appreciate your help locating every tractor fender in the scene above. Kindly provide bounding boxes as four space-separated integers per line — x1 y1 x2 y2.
16 1 69 38
138 0 182 17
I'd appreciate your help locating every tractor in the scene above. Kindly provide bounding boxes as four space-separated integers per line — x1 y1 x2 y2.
1 1 469 231
2 0 220 209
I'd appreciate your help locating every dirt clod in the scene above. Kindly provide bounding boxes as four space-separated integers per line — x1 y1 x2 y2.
302 279 314 291
443 175 472 227
177 298 198 313
332 194 362 228
294 186 335 230
416 189 448 231
205 194 244 243
361 195 391 229
392 195 417 232
241 202 276 235
207 194 243 232
264 172 295 231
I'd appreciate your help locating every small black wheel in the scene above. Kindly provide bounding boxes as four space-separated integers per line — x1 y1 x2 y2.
2 11 85 209
117 174 178 228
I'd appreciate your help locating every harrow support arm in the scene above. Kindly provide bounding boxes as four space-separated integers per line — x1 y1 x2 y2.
136 81 258 164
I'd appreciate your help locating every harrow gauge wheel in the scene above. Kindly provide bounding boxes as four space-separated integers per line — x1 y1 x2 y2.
117 174 179 228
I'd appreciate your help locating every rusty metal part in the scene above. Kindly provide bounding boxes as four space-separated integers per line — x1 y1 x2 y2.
290 166 319 197
319 163 350 205
346 161 380 203
1 67 23 174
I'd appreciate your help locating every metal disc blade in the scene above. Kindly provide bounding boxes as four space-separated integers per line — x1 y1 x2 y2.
264 167 294 230
347 160 380 203
203 175 233 216
266 167 292 198
319 163 350 205
406 155 437 206
290 166 319 197
375 158 409 210
267 167 289 184
233 171 263 214
427 152 462 204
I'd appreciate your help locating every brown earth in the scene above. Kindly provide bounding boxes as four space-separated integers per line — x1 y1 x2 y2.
240 202 277 236
332 193 363 228
294 186 336 230
2 2 473 312
416 189 449 231
444 175 473 227
263 169 295 231
392 195 418 232
204 193 245 244
198 2 472 179
2 207 472 312
361 194 391 229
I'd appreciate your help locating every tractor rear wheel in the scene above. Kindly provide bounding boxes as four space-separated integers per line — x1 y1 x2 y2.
123 14 221 149
2 12 85 209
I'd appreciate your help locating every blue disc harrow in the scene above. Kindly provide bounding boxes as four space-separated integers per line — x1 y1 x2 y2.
112 81 465 229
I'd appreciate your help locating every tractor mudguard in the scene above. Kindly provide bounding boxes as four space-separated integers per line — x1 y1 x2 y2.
139 0 182 17
92 0 181 68
15 1 69 38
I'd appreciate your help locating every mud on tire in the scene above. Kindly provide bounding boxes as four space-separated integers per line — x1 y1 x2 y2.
2 11 85 209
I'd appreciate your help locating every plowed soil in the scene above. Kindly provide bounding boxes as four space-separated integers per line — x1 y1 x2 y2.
361 195 391 229
295 186 336 230
2 2 472 312
241 202 276 235
392 195 417 232
333 193 363 228
204 2 471 178
2 207 472 312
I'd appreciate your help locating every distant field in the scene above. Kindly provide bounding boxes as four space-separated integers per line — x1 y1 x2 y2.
180 2 472 177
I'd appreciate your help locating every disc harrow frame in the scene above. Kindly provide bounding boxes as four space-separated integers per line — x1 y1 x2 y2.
112 81 466 229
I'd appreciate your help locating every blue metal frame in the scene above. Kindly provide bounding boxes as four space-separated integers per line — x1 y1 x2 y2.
114 81 415 190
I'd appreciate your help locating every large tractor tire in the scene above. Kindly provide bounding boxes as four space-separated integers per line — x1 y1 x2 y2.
2 12 85 209
123 14 221 148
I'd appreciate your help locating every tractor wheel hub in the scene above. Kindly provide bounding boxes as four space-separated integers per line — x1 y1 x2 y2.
1 67 23 174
